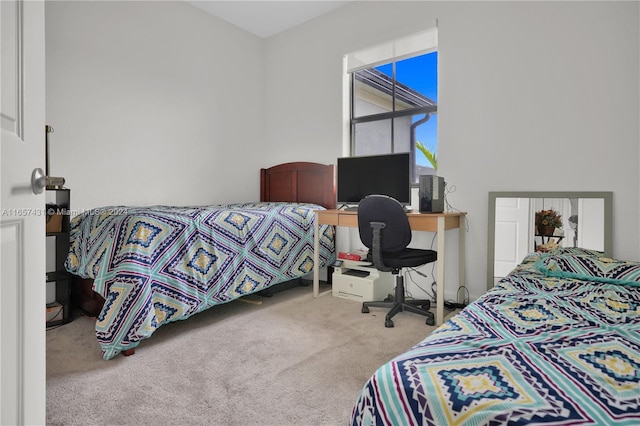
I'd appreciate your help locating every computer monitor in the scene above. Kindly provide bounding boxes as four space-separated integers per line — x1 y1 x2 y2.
337 153 411 206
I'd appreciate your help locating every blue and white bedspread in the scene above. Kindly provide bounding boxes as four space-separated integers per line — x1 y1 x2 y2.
66 202 335 360
351 248 640 425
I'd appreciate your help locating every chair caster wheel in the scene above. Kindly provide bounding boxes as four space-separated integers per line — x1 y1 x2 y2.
426 317 435 326
362 306 370 314
385 318 394 328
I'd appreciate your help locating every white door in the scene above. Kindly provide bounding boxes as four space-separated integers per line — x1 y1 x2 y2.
1 0 46 424
578 198 605 251
494 197 530 278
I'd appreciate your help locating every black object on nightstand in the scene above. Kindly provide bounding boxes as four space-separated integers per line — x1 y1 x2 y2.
46 187 72 327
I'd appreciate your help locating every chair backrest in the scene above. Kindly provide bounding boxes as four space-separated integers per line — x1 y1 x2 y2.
358 195 412 253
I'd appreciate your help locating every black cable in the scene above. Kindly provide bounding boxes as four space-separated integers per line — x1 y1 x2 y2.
404 268 436 302
442 181 471 232
443 286 470 310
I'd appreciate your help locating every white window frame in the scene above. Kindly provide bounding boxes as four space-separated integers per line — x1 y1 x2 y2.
342 27 439 181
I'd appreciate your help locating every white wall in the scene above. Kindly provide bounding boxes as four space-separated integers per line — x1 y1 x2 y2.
46 1 640 301
46 1 265 212
262 1 640 299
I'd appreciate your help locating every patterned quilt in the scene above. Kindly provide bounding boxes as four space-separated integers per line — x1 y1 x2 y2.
66 202 335 360
351 248 640 425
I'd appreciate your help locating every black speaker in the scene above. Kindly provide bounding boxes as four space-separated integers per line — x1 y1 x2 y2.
419 175 444 213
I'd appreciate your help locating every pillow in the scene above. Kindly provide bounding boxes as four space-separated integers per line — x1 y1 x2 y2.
521 251 545 265
546 247 604 257
535 254 640 286
521 247 603 266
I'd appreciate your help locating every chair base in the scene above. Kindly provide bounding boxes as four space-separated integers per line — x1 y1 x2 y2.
361 275 435 327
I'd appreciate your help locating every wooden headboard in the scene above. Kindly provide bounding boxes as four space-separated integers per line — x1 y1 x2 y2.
260 162 336 209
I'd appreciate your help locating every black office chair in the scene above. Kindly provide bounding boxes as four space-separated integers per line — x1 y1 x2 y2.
358 195 436 327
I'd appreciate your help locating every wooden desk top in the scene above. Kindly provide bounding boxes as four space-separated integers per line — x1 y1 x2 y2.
316 209 465 231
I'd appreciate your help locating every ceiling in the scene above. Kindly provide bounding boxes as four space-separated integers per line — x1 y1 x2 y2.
185 1 350 39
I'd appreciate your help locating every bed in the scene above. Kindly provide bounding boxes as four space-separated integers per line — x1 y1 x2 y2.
65 162 337 360
351 247 640 425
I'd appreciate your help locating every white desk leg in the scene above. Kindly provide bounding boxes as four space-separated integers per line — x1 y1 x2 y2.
458 215 466 304
313 216 320 298
436 216 445 325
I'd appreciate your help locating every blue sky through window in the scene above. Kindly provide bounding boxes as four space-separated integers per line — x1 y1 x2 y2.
376 51 438 167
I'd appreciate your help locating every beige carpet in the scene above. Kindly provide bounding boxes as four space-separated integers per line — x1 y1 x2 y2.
46 283 440 426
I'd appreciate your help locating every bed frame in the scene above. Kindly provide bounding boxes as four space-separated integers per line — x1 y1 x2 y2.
70 161 336 352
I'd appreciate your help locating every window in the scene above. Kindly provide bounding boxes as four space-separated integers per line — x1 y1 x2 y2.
345 28 438 183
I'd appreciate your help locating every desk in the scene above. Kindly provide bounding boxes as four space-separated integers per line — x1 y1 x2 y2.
313 210 466 326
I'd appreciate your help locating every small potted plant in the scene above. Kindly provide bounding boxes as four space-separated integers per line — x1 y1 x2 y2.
535 209 563 236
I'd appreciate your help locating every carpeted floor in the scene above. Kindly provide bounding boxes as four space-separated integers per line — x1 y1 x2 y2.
46 283 440 425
